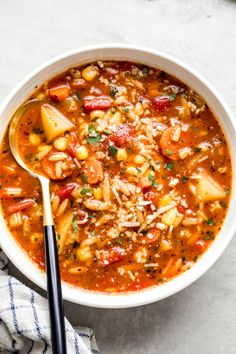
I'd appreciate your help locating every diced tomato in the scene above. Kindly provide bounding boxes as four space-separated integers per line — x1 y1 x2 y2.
177 204 186 214
82 159 103 184
49 84 71 101
144 191 159 207
153 96 171 111
159 126 191 160
136 228 160 244
83 95 113 111
70 79 88 90
105 124 136 148
138 177 152 191
57 183 77 201
7 199 35 214
98 247 126 267
192 240 207 254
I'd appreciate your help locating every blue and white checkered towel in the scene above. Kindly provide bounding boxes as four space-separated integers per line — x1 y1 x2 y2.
0 248 98 354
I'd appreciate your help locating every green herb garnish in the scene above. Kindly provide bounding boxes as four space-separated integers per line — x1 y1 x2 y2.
205 218 216 225
165 149 172 156
182 176 189 183
136 167 142 174
169 93 176 101
87 125 101 145
81 173 88 184
103 129 112 135
166 163 174 171
123 107 129 113
225 187 230 195
108 144 118 157
72 213 78 233
80 186 91 196
110 86 119 98
148 173 155 182
32 127 43 134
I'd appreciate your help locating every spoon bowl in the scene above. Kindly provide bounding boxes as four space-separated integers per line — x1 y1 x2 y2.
9 101 67 354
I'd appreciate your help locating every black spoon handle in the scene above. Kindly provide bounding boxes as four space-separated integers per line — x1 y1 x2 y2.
44 224 67 354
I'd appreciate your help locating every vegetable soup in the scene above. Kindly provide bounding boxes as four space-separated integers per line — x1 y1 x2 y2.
0 61 231 292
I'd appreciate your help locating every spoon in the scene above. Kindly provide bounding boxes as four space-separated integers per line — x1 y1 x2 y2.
9 100 67 354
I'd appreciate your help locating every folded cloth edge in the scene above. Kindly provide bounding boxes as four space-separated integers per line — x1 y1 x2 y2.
0 248 98 354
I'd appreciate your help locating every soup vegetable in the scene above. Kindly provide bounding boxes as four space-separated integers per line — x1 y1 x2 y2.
0 61 231 292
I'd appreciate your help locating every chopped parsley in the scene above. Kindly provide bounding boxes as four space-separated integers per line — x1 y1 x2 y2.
115 237 123 245
194 147 202 153
32 127 43 134
136 167 142 174
123 107 130 113
165 149 172 156
108 144 118 157
87 125 101 145
225 187 230 195
182 176 189 183
205 218 216 226
169 93 176 101
110 86 119 98
81 173 88 184
166 163 174 171
148 173 155 182
88 213 95 219
103 129 112 135
80 186 91 196
72 213 78 234
204 231 214 240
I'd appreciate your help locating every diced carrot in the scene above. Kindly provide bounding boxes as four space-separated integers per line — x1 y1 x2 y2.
7 199 35 214
159 126 191 160
42 156 73 180
49 84 71 101
82 159 103 184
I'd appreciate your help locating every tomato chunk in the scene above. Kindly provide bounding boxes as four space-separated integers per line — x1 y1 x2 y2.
192 240 207 254
106 124 136 148
7 199 35 214
159 125 191 160
49 84 71 101
136 228 160 244
71 79 88 90
83 95 113 111
144 191 159 208
82 159 103 184
57 183 77 201
153 96 171 111
98 247 126 267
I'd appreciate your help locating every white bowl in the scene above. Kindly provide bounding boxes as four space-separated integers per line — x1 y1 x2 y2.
0 44 236 309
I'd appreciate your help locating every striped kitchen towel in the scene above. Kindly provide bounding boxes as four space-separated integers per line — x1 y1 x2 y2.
0 248 98 354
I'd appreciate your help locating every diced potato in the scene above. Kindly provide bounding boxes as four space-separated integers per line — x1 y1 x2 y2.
29 133 41 145
117 148 127 161
41 104 74 142
77 246 92 261
159 194 173 207
196 172 225 202
161 207 183 227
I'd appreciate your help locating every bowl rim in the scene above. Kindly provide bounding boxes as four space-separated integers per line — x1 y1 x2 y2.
0 43 236 309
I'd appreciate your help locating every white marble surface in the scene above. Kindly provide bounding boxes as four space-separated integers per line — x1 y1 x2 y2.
1 0 236 353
